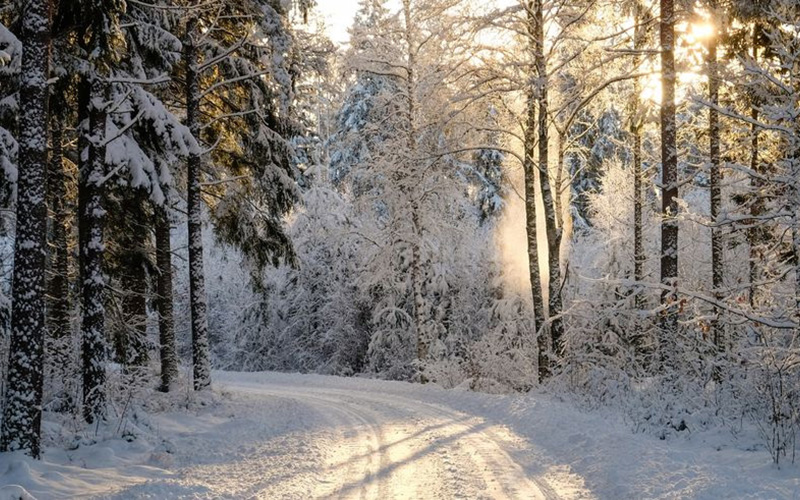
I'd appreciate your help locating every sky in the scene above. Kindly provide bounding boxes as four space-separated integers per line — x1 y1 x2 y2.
315 0 362 46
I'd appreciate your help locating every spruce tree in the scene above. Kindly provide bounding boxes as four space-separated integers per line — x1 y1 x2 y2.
0 0 52 458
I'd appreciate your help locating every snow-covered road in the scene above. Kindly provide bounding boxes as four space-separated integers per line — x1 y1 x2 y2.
2 371 797 499
222 376 557 499
92 373 572 499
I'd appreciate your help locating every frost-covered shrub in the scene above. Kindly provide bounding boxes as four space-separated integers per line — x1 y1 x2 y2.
457 289 536 393
726 327 800 465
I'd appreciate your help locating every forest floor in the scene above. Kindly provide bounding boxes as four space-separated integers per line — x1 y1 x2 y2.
0 371 798 499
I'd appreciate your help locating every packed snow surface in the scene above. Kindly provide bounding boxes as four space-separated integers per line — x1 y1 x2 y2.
1 371 798 499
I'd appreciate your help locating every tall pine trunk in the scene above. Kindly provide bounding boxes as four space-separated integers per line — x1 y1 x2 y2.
81 77 108 423
46 96 74 413
748 23 763 308
524 0 548 381
0 0 52 458
631 0 648 355
117 195 149 367
155 206 178 392
659 0 679 362
184 17 211 390
707 8 724 354
47 105 70 339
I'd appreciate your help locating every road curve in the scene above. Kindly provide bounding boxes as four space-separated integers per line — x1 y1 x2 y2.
224 377 555 500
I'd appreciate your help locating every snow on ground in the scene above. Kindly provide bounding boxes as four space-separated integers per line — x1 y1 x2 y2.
1 371 798 499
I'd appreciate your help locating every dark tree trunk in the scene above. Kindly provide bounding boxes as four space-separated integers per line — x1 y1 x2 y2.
117 195 149 367
632 0 648 320
46 105 70 339
707 8 724 353
0 0 52 459
748 23 764 308
155 206 178 392
81 77 108 423
45 94 74 413
659 0 679 360
185 17 211 390
633 130 644 296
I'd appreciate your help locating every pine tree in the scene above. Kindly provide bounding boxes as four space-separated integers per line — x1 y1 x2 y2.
183 14 211 390
155 205 178 392
705 0 724 354
81 73 109 423
659 0 679 362
630 0 651 334
76 0 127 423
179 0 305 389
0 0 52 458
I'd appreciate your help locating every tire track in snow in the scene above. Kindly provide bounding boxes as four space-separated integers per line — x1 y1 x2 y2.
231 385 386 499
225 379 554 499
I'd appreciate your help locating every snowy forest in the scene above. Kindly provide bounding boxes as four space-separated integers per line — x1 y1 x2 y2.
1 0 800 495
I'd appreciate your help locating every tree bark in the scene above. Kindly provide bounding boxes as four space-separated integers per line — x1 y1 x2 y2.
659 0 679 361
117 195 149 367
185 17 211 390
81 76 108 423
707 8 724 353
632 0 647 318
524 0 548 382
0 0 52 458
533 0 565 358
45 94 74 413
400 0 430 381
748 23 763 308
525 93 548 381
631 22 646 358
46 104 70 339
155 205 178 392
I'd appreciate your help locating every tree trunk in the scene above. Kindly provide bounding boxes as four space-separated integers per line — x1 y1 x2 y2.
401 0 430 381
632 0 647 318
748 23 763 308
555 133 565 231
46 105 70 339
524 0 548 382
633 128 644 303
155 205 178 392
185 17 211 391
631 1 649 360
411 202 428 368
0 0 52 458
45 95 74 414
525 92 548 381
707 9 724 354
81 76 108 423
117 195 149 367
533 0 565 358
659 0 679 361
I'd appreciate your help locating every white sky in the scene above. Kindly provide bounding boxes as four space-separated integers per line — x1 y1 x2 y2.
315 1 363 46
314 0 515 46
